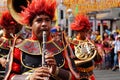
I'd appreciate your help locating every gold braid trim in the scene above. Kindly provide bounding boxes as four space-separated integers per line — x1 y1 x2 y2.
0 37 13 50
22 69 34 75
0 54 8 58
16 39 68 56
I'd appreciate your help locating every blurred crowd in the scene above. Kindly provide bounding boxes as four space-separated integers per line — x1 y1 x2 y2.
85 29 120 71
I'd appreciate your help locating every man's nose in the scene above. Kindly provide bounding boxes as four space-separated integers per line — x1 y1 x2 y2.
41 21 47 26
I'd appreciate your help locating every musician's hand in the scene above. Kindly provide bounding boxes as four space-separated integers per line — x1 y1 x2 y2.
0 57 7 68
30 67 50 80
45 53 57 74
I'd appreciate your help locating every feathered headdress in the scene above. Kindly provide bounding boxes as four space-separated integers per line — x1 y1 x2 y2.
0 11 17 29
21 0 57 26
71 14 91 32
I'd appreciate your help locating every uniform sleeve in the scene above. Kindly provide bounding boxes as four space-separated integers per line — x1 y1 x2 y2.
62 46 79 80
5 48 21 80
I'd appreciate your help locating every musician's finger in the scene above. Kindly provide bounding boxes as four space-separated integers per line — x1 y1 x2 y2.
32 70 50 80
35 67 50 73
47 62 56 66
33 75 48 80
46 59 55 62
45 54 54 60
36 72 50 77
45 56 55 61
45 57 54 61
34 76 44 80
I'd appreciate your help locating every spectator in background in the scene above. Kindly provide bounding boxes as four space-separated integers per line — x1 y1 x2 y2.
112 35 120 71
112 30 119 39
102 32 111 69
105 29 111 36
108 34 115 68
95 30 101 43
95 38 104 69
50 26 63 42
90 31 96 42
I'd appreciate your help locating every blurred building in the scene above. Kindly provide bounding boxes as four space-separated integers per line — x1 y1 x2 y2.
55 0 120 38
0 0 7 17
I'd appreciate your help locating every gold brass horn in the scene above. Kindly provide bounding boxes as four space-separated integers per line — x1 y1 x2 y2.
73 40 97 66
7 0 31 25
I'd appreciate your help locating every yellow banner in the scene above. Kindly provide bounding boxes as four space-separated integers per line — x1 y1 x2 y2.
63 0 120 15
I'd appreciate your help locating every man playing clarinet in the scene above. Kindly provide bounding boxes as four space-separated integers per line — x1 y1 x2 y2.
5 0 79 80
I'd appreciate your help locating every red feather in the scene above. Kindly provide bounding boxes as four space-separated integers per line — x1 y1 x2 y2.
21 0 56 25
71 14 91 31
0 11 17 29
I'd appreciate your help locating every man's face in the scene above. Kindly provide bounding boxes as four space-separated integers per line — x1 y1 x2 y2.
31 14 52 40
76 31 87 40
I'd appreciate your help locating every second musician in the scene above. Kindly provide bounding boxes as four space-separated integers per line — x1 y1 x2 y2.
70 14 102 80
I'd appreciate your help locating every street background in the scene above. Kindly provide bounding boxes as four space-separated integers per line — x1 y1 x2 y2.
94 69 120 80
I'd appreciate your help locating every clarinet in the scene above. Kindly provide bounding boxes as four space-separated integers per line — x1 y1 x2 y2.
42 31 46 66
42 31 49 80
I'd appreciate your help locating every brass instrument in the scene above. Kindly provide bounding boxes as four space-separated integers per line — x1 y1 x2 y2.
74 40 97 66
7 0 31 25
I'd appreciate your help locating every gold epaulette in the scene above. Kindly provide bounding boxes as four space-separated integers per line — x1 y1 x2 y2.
16 39 68 55
0 37 13 50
